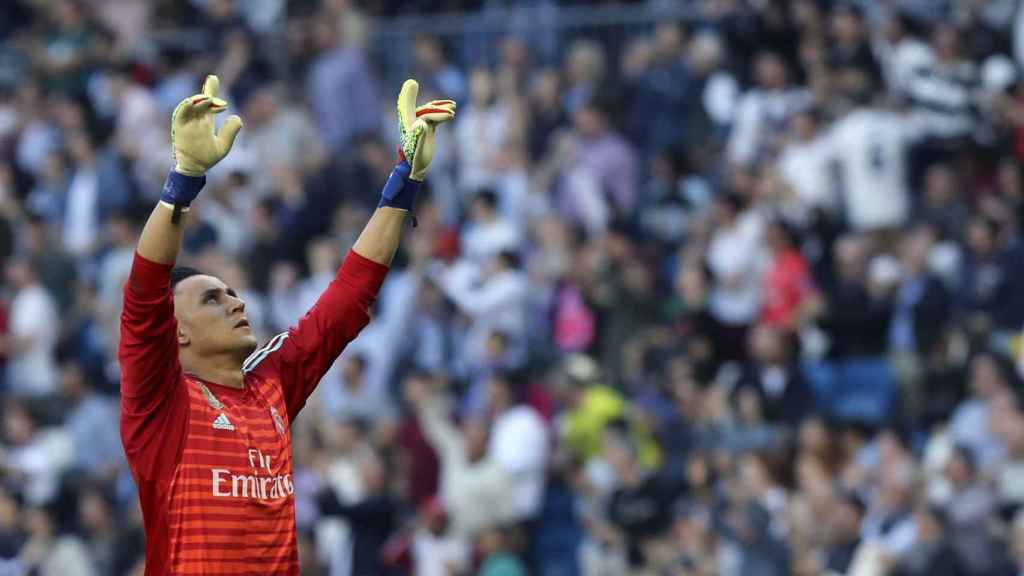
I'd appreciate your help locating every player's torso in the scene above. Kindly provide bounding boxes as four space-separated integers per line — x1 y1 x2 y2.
167 373 298 575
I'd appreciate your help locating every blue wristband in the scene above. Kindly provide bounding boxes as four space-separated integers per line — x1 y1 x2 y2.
378 161 421 211
160 170 206 208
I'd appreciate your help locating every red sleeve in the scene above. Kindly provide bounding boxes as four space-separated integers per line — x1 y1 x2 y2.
118 252 189 480
246 250 388 421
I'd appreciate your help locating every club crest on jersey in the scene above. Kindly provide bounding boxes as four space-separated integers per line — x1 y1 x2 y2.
212 412 235 431
270 407 286 436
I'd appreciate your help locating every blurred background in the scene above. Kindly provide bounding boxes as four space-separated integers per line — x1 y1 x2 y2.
3 0 1024 574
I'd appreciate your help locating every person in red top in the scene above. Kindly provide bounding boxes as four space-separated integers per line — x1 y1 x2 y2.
119 75 455 575
761 219 817 330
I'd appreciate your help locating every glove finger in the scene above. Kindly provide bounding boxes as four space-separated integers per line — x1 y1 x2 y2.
173 94 214 124
209 97 229 113
421 99 456 110
415 102 455 117
171 97 192 125
215 114 244 155
202 75 221 98
417 110 455 124
188 94 216 115
397 79 419 131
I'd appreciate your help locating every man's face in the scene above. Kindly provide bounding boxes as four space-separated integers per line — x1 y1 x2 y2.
174 274 257 358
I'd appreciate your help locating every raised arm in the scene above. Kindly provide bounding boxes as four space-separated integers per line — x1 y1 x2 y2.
120 76 242 477
246 80 456 419
136 75 242 266
120 76 241 406
352 80 455 266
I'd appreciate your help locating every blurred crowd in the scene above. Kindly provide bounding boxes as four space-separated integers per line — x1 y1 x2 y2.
5 0 1024 575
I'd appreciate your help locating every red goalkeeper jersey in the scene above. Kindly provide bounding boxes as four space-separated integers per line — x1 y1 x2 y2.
119 250 387 575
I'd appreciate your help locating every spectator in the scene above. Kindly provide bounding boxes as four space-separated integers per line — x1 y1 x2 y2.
316 447 398 576
408 377 516 537
760 219 816 330
412 34 466 104
942 445 1002 574
431 250 528 371
816 234 892 359
892 504 965 576
916 163 968 243
237 82 327 188
959 213 1024 332
706 192 766 360
737 324 815 427
2 400 71 506
485 370 549 522
825 490 865 575
18 502 94 576
0 485 25 569
828 98 916 232
602 426 676 569
306 10 380 154
905 22 979 142
888 228 950 359
3 258 59 397
460 189 522 266
477 524 527 576
454 67 508 196
727 51 811 167
59 361 123 479
828 3 882 99
777 107 838 220
951 352 1014 472
560 102 637 234
410 496 471 576
77 482 117 576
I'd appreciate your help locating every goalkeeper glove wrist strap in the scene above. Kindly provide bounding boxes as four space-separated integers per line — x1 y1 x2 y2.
378 160 420 212
161 169 206 210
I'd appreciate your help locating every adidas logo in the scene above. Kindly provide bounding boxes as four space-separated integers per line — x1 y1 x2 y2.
212 413 235 431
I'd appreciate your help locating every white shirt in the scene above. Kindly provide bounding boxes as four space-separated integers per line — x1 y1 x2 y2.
880 39 933 95
727 87 811 166
706 211 766 325
777 135 837 215
64 166 99 257
827 109 917 230
8 284 59 396
489 405 549 519
8 428 72 505
412 531 469 576
434 260 528 365
704 71 740 127
460 217 522 265
455 105 508 194
418 397 518 536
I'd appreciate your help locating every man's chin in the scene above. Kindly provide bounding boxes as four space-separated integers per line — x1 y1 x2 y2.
239 336 259 357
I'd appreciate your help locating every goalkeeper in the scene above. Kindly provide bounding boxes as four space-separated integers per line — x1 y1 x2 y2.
118 75 454 575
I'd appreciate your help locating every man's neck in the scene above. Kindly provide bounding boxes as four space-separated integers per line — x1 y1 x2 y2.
182 355 246 389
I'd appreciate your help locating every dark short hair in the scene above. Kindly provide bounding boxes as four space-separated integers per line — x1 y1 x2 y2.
953 444 977 476
496 250 521 270
170 266 205 291
491 367 529 404
473 189 498 210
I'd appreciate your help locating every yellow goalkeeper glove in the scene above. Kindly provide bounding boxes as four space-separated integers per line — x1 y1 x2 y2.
397 79 455 182
379 79 455 214
161 75 243 222
171 75 243 177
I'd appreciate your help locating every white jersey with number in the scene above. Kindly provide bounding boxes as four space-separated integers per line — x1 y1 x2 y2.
826 109 918 231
